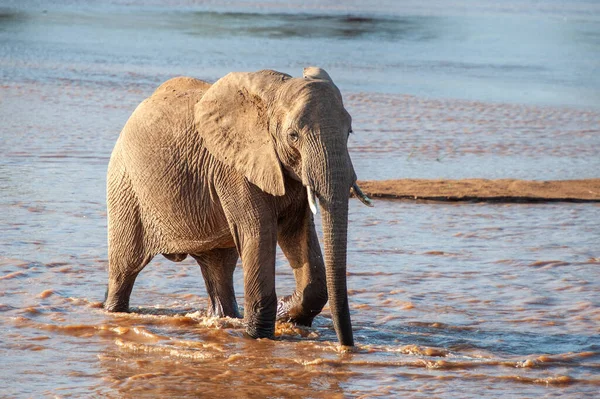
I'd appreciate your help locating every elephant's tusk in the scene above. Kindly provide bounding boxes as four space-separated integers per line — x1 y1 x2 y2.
307 186 318 215
352 183 374 207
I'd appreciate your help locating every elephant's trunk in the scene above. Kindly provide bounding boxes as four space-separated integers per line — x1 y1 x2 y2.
320 193 353 347
303 133 355 346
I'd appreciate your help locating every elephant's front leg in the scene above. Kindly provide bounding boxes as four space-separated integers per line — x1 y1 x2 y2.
227 222 278 339
192 248 241 319
218 176 279 339
277 207 327 327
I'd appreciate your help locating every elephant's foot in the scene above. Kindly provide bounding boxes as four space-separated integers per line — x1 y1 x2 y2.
244 296 277 339
104 302 129 313
103 294 130 313
104 278 136 313
276 293 323 327
245 320 275 339
207 297 242 319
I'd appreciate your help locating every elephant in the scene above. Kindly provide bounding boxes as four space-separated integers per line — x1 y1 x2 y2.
104 68 372 346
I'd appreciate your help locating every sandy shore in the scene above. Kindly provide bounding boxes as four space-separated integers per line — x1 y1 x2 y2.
357 179 600 203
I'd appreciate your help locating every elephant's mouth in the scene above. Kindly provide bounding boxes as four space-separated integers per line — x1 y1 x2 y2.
304 182 372 215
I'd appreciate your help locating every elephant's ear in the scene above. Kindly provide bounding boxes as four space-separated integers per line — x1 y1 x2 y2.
194 70 290 196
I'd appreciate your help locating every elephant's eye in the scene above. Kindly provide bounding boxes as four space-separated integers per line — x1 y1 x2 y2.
288 131 299 143
348 128 353 137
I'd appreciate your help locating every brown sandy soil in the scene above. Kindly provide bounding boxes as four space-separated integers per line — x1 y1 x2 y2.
358 179 600 203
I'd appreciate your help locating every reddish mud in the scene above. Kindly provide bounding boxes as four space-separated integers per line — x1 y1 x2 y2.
358 179 600 202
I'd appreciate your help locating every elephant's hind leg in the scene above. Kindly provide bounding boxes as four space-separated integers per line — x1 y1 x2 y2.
104 171 153 312
105 247 153 312
105 267 145 312
105 232 153 312
193 248 241 319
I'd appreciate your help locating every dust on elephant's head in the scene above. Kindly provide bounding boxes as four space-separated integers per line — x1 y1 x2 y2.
193 69 355 202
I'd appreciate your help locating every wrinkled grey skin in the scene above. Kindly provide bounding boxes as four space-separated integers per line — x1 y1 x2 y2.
105 68 361 346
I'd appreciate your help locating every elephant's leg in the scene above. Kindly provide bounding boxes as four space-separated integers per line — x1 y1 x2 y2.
217 177 278 339
237 232 278 339
277 207 327 327
104 174 153 312
105 268 143 312
192 248 241 319
105 228 153 312
105 244 153 312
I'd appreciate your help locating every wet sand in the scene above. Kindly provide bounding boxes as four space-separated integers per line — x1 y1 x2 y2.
359 179 600 202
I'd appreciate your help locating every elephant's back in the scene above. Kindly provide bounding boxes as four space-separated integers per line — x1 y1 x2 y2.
114 76 209 192
152 77 212 100
117 77 210 148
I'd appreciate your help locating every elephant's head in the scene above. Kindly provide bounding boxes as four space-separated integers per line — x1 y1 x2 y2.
194 68 371 346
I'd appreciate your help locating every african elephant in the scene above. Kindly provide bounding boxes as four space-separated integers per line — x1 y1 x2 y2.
104 68 371 346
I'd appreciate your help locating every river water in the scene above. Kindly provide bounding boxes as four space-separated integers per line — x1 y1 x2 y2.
1 1 599 397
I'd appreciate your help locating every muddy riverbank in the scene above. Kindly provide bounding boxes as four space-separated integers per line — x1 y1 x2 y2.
359 179 600 202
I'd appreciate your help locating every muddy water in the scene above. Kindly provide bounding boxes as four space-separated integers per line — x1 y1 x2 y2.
2 200 600 397
2 1 600 397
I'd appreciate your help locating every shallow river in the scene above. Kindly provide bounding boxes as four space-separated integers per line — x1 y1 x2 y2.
1 1 599 397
